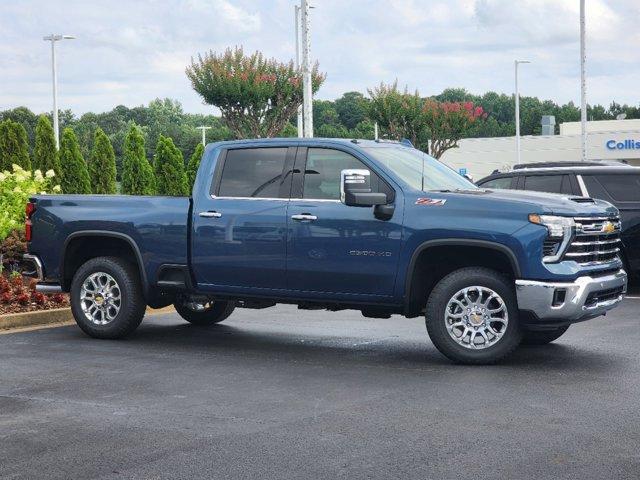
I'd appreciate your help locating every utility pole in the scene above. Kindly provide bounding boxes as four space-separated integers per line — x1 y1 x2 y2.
514 59 530 166
301 0 313 138
580 0 587 161
43 34 75 150
197 126 211 146
294 5 303 138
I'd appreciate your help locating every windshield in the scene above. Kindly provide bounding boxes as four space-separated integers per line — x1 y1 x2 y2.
362 146 477 192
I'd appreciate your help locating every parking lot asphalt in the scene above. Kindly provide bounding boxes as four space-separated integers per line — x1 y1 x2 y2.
1 299 639 480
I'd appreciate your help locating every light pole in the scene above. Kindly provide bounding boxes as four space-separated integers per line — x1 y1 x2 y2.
294 5 303 138
580 0 587 161
43 34 75 150
300 0 313 138
514 59 530 166
197 126 211 146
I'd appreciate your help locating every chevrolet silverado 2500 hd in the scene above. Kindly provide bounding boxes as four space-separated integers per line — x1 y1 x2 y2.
23 138 627 364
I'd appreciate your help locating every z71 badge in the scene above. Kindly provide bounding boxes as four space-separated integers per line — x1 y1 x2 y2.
415 198 446 206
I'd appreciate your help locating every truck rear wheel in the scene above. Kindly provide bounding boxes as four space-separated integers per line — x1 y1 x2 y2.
173 296 235 326
70 256 146 339
425 267 523 364
521 326 570 346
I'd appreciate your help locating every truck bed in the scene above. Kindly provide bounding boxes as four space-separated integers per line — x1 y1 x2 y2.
28 195 191 287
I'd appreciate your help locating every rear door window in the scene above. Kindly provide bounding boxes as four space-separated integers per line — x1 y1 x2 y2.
217 148 289 198
522 174 572 194
586 174 640 202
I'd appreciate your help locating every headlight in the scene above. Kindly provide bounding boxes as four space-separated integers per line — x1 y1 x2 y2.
529 214 575 263
529 214 575 238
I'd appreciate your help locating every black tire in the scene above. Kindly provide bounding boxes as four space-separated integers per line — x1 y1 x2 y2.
425 267 523 365
70 256 145 339
173 297 235 326
521 326 569 346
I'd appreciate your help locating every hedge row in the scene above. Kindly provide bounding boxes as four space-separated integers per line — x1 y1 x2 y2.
0 116 203 196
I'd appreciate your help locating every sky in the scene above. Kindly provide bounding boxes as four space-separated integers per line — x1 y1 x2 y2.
1 0 638 116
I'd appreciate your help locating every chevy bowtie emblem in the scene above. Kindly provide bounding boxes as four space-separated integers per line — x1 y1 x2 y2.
603 221 615 233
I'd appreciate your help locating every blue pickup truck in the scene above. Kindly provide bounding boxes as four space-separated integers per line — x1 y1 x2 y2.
24 138 627 364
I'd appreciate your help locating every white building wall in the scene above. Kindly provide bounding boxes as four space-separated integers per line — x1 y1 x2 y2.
439 119 640 180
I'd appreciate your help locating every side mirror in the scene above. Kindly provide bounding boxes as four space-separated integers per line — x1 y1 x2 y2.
340 169 387 207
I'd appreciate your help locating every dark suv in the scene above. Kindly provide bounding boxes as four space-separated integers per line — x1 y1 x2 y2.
477 162 640 278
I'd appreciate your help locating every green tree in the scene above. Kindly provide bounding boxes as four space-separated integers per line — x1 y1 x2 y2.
59 128 91 194
0 120 31 171
368 82 426 148
33 115 60 175
186 143 204 193
154 135 188 196
335 91 368 129
186 46 326 138
121 125 156 195
88 128 117 194
368 82 486 157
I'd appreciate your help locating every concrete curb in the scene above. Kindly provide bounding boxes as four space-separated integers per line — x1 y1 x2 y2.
0 305 176 331
1 308 73 330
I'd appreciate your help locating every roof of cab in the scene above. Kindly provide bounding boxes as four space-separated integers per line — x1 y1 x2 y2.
206 137 410 149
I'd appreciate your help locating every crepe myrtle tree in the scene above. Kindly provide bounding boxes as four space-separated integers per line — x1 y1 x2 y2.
186 46 326 138
368 82 486 158
421 100 486 158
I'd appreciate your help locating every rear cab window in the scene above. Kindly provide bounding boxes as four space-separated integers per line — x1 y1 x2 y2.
215 147 291 198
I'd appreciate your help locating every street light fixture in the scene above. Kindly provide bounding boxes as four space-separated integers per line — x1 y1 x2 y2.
43 34 75 150
196 126 211 146
514 59 531 166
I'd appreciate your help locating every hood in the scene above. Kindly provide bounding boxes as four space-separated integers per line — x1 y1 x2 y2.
420 188 619 217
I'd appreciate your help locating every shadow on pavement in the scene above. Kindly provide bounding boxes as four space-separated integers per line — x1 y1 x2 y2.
62 317 627 375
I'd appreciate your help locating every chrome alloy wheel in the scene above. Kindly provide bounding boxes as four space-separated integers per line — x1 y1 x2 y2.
80 272 122 325
444 286 508 349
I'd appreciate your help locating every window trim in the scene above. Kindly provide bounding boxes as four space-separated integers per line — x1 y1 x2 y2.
210 146 295 199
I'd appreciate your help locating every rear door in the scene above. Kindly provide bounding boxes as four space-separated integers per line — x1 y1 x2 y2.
191 146 295 292
285 146 403 298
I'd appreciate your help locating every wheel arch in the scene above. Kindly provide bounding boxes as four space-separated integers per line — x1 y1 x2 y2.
403 239 521 317
61 231 148 295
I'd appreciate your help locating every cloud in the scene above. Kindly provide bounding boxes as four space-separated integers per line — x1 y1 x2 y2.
0 0 637 116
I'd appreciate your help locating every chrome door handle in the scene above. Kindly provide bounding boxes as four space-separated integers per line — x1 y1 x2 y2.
199 211 222 218
291 214 317 221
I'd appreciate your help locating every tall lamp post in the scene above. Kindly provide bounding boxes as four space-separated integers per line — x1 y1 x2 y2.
294 5 303 138
300 0 313 138
514 59 531 166
580 0 587 161
43 34 75 150
197 126 211 146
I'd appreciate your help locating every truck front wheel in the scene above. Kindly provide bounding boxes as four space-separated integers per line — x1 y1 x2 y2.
425 267 523 364
173 296 235 326
70 256 146 339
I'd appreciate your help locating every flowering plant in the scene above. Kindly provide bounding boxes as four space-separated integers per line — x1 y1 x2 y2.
0 164 60 241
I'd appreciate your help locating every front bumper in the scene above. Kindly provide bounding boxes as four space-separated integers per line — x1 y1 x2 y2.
515 269 627 325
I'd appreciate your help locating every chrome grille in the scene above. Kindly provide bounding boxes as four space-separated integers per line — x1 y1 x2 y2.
564 217 621 266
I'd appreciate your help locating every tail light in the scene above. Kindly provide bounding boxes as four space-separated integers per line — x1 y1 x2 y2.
25 201 36 242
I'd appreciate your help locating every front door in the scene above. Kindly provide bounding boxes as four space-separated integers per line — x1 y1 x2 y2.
286 147 403 298
192 146 295 292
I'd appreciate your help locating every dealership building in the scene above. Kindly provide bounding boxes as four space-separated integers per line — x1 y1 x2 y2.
440 118 640 181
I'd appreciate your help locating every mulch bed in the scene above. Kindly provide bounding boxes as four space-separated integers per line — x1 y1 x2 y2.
0 273 69 316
